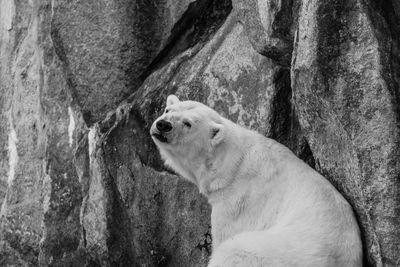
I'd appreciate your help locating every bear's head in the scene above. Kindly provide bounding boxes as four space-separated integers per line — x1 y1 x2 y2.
150 95 226 188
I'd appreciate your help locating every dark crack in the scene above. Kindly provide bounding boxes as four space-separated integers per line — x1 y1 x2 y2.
140 0 232 82
194 226 212 255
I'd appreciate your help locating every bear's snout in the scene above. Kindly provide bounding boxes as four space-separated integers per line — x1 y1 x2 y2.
156 120 173 133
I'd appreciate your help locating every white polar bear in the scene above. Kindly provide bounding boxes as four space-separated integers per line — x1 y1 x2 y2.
150 95 362 267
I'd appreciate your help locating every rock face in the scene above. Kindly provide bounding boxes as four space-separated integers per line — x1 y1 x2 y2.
0 0 399 266
292 1 400 265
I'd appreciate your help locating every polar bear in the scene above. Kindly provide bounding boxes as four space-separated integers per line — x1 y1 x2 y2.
150 95 362 267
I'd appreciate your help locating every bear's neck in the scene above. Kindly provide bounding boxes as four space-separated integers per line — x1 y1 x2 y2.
199 120 255 201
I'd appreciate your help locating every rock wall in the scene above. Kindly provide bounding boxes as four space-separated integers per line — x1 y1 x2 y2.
0 0 399 266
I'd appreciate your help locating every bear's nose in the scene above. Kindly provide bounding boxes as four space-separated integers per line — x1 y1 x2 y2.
156 120 173 133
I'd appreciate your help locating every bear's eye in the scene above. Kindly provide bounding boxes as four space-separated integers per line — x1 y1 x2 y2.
183 121 191 128
165 109 170 114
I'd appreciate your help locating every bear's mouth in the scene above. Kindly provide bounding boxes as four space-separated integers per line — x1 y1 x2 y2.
152 133 168 143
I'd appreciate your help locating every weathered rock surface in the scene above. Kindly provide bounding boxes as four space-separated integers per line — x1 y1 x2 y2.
51 0 197 124
292 1 400 265
233 0 295 65
0 0 399 266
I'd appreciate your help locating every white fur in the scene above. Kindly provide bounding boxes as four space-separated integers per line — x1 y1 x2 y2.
150 95 362 267
167 95 180 107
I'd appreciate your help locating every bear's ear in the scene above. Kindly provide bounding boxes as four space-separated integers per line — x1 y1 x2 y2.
166 95 180 107
210 123 224 146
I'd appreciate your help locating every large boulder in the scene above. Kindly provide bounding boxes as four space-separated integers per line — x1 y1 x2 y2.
0 1 88 265
292 0 400 266
51 0 197 125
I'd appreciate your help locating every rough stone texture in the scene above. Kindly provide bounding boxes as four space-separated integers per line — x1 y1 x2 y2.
291 0 400 266
51 0 196 124
233 0 295 65
0 0 399 266
0 1 89 266
0 1 46 265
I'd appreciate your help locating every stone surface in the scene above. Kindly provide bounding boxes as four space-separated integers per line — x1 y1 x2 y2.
233 0 295 65
291 0 400 266
0 0 90 265
0 1 46 265
0 0 399 266
51 0 196 125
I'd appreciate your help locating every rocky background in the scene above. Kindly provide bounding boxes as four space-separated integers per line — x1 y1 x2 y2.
0 0 399 266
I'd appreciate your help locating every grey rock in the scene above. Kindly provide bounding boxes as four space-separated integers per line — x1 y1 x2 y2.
233 0 295 65
51 0 196 124
291 0 400 266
